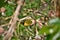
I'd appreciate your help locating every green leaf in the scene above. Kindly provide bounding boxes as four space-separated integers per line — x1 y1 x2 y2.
5 5 15 16
0 0 7 7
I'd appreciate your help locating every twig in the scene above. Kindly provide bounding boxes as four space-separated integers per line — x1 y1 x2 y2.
0 23 9 27
3 0 24 40
41 0 46 4
19 16 31 21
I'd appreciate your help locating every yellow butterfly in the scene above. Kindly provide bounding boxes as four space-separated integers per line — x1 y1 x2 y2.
24 19 32 26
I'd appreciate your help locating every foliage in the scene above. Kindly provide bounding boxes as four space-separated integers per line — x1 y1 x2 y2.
0 0 60 40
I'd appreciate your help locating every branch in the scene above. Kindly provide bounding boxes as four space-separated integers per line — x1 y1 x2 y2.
3 0 24 40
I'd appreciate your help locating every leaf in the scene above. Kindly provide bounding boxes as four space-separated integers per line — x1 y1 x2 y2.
39 26 50 35
0 0 7 7
5 5 15 16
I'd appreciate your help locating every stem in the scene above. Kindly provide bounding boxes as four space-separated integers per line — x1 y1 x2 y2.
3 0 24 40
